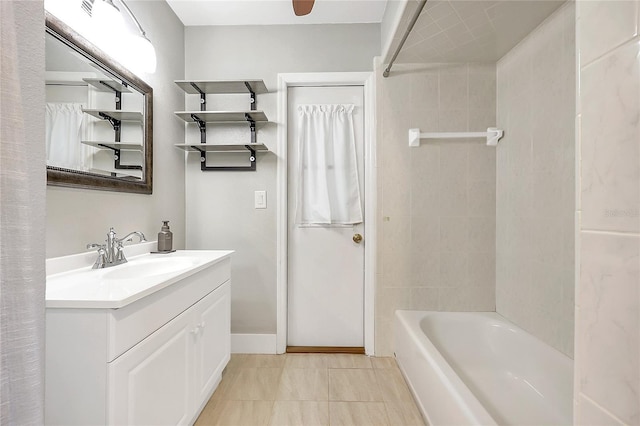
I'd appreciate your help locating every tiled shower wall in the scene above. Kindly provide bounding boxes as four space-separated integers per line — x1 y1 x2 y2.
495 2 576 357
375 62 497 356
575 0 640 423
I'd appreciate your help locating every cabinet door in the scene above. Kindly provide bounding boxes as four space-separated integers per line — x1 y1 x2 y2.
108 307 194 426
194 281 230 404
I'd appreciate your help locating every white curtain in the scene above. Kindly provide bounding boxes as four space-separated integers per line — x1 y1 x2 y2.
1 1 46 424
45 102 90 171
295 104 363 225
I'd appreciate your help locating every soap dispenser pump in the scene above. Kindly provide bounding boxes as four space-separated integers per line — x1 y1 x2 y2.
157 221 173 252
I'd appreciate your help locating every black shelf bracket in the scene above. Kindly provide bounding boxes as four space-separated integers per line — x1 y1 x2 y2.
191 114 207 144
190 83 207 110
183 82 263 171
99 112 121 133
245 113 257 144
195 145 257 172
244 82 256 111
96 143 142 171
97 91 142 171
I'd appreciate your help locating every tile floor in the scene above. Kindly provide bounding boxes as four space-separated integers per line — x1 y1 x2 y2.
195 354 426 426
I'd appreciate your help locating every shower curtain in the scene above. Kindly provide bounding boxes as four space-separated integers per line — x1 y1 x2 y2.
45 102 89 171
295 104 363 225
1 1 46 424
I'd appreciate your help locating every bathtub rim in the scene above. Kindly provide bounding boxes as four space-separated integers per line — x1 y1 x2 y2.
394 309 574 426
394 310 500 426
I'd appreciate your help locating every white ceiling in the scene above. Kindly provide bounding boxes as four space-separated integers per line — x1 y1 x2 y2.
390 0 566 63
165 0 565 63
165 0 389 26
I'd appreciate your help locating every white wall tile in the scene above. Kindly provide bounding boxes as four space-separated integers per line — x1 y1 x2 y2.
468 180 496 218
440 217 469 253
411 68 439 110
580 40 640 233
467 144 496 181
579 0 638 67
469 216 495 250
576 394 625 426
411 288 440 310
578 232 639 425
378 62 497 354
382 217 412 288
410 177 439 218
495 3 575 357
468 69 497 110
439 73 468 110
438 109 469 132
440 252 469 287
438 286 495 311
467 254 496 289
438 178 468 216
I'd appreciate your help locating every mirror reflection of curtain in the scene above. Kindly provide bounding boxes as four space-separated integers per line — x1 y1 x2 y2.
45 102 91 170
295 104 363 226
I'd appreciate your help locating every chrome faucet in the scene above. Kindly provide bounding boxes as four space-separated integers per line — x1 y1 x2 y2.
87 228 147 269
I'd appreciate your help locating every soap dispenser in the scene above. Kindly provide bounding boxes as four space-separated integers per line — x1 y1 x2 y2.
157 221 173 252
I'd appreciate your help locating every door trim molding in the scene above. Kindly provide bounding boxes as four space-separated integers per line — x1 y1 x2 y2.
276 72 377 355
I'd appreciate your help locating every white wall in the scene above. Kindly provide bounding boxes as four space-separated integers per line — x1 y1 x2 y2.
495 2 576 357
184 24 380 335
575 0 640 423
46 1 186 258
375 62 497 356
1 1 46 422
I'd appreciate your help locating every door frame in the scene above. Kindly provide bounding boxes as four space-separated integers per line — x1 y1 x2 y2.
276 72 377 355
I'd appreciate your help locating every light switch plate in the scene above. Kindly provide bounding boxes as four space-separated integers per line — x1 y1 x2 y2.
254 190 266 209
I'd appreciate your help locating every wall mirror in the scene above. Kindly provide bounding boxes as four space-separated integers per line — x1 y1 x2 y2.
45 12 152 194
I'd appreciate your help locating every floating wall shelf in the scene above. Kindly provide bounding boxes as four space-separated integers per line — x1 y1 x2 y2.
81 141 143 151
83 93 143 172
83 78 132 93
408 127 504 147
174 80 268 95
174 110 268 123
174 143 269 153
83 109 143 122
174 79 271 172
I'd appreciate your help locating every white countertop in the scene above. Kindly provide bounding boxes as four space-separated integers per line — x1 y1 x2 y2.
46 247 233 309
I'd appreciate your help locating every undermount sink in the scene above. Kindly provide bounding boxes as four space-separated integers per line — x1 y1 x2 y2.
102 256 198 280
46 248 234 309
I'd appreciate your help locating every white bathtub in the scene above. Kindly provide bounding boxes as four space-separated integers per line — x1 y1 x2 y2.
394 311 573 426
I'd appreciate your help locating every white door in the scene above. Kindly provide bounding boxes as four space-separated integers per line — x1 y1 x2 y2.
287 85 365 348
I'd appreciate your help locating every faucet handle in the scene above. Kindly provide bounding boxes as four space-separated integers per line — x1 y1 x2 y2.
87 244 108 269
114 240 127 263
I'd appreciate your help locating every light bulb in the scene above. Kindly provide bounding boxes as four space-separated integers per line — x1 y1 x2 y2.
120 32 157 74
89 0 125 60
134 34 157 74
45 0 91 39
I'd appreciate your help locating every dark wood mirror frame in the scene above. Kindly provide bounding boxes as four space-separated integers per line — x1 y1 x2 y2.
45 12 153 194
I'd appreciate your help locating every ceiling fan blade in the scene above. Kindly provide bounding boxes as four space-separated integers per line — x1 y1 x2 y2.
292 0 315 16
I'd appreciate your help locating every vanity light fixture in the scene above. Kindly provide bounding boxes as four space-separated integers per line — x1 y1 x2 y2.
114 0 157 73
45 0 157 74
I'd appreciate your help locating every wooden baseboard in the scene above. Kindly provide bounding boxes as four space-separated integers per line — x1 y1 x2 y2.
286 346 365 354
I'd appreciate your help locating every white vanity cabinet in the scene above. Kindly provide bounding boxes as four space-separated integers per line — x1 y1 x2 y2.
45 252 232 426
109 283 230 425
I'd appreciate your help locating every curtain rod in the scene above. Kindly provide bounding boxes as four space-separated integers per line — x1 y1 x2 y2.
383 0 428 78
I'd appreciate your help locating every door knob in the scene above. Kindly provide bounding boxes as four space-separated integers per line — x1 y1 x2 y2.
353 233 363 244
